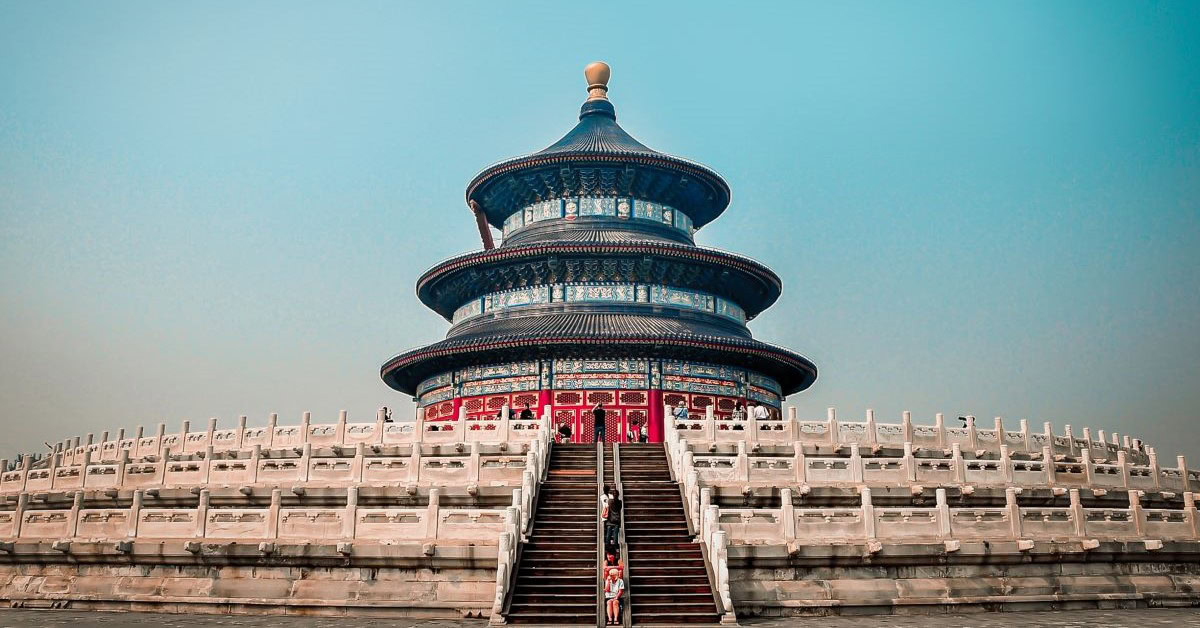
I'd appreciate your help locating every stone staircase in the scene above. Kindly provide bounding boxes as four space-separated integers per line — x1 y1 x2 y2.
505 443 600 625
619 443 723 624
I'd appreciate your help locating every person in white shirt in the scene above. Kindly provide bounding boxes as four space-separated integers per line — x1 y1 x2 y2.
752 403 770 421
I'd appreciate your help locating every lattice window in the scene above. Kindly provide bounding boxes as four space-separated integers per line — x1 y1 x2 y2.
554 410 574 422
555 391 582 406
717 397 736 411
691 395 714 409
605 413 622 443
513 393 538 407
438 401 455 417
664 393 687 407
619 391 647 405
425 406 439 420
587 391 615 405
486 396 507 410
581 414 596 443
465 398 484 412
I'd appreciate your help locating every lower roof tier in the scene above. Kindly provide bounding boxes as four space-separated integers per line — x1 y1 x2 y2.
380 311 817 397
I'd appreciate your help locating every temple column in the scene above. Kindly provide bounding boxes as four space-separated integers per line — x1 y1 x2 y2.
648 389 664 443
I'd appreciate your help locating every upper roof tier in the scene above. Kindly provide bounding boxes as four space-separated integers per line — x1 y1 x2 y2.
465 62 731 231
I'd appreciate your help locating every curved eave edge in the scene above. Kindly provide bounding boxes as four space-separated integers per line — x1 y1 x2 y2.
465 152 732 229
415 243 784 319
380 337 817 397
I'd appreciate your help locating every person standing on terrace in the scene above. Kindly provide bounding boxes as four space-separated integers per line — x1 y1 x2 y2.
593 401 607 442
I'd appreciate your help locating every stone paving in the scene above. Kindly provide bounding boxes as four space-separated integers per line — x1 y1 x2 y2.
0 608 1198 627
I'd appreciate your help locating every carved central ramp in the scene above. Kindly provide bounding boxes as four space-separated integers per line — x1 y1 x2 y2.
505 443 599 625
619 443 722 624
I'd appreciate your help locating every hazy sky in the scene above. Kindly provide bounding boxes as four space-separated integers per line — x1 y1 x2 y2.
1 1 1197 463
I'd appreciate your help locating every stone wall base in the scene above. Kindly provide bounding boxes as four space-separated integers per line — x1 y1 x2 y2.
730 540 1200 618
0 563 494 618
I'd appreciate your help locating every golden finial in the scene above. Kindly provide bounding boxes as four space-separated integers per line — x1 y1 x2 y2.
584 61 611 101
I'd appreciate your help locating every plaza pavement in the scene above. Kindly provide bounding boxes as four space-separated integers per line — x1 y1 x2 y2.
0 608 1198 627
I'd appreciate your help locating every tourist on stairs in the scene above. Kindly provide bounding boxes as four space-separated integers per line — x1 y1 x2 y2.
593 401 607 442
604 488 622 546
604 566 624 625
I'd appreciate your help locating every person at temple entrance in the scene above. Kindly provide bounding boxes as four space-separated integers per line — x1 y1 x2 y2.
673 400 689 423
519 403 534 420
752 402 770 421
593 401 606 442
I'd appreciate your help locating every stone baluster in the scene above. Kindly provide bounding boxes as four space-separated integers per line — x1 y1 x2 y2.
153 423 166 457
176 421 189 455
951 443 966 484
468 442 481 483
902 411 913 443
1019 419 1030 453
780 487 796 541
827 407 839 447
1043 422 1054 453
1116 450 1130 488
934 413 945 448
861 487 876 539
793 442 806 484
1064 424 1076 457
865 408 877 445
1082 427 1093 454
128 490 142 538
994 416 1005 446
699 487 711 538
736 441 749 482
520 470 534 534
267 488 281 539
1122 435 1132 451
705 404 716 441
336 410 348 445
352 443 366 482
787 406 798 441
18 457 31 493
0 458 7 476
704 504 719 550
203 446 214 484
205 418 217 449
301 411 312 444
250 445 262 484
375 407 387 444
499 404 511 443
1179 456 1191 492
195 489 210 538
935 487 951 538
266 413 278 448
13 493 29 537
426 488 441 540
966 415 977 449
343 486 358 539
1005 487 1021 539
749 413 760 444
117 450 130 487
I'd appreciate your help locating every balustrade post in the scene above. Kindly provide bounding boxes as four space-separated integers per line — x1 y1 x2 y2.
205 418 217 449
68 490 83 538
1116 450 1130 488
1004 487 1022 539
902 442 916 482
935 487 951 538
1097 430 1108 455
375 408 387 445
427 488 441 540
865 408 877 445
951 443 966 484
780 487 796 541
19 457 31 493
966 415 978 450
235 415 247 450
117 450 129 487
352 443 365 483
687 470 701 527
521 470 533 534
154 423 166 457
301 411 312 445
267 488 281 539
736 441 750 482
499 405 511 443
336 410 348 445
849 443 864 483
994 416 1005 448
1080 449 1094 486
1129 490 1146 536
1018 419 1030 453
300 443 312 482
250 445 262 484
154 450 168 486
128 490 142 538
749 414 760 444
827 407 839 447
1179 456 1191 492
861 487 876 539
1069 489 1085 537
698 486 711 540
343 486 358 539
1184 492 1199 539
469 442 481 483
1000 445 1013 484
705 404 715 441
794 442 806 484
177 421 189 454
934 413 945 448
1064 424 1076 457
1043 446 1056 485
409 445 421 484
267 413 278 448
1043 422 1054 453
13 493 29 538
196 489 210 538
1082 427 1093 454
1123 434 1132 451
901 411 913 443
203 445 214 484
1146 450 1161 490
704 504 719 549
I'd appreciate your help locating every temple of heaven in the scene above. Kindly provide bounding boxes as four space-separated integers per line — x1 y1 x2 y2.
380 61 817 442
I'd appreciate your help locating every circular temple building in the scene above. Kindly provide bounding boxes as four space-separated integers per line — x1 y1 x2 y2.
381 61 816 443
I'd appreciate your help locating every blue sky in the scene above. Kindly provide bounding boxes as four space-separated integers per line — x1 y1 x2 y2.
1 1 1197 463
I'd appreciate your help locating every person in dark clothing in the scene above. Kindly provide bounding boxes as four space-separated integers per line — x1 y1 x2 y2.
519 403 534 420
557 422 572 443
604 488 621 546
381 406 393 423
593 402 607 443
